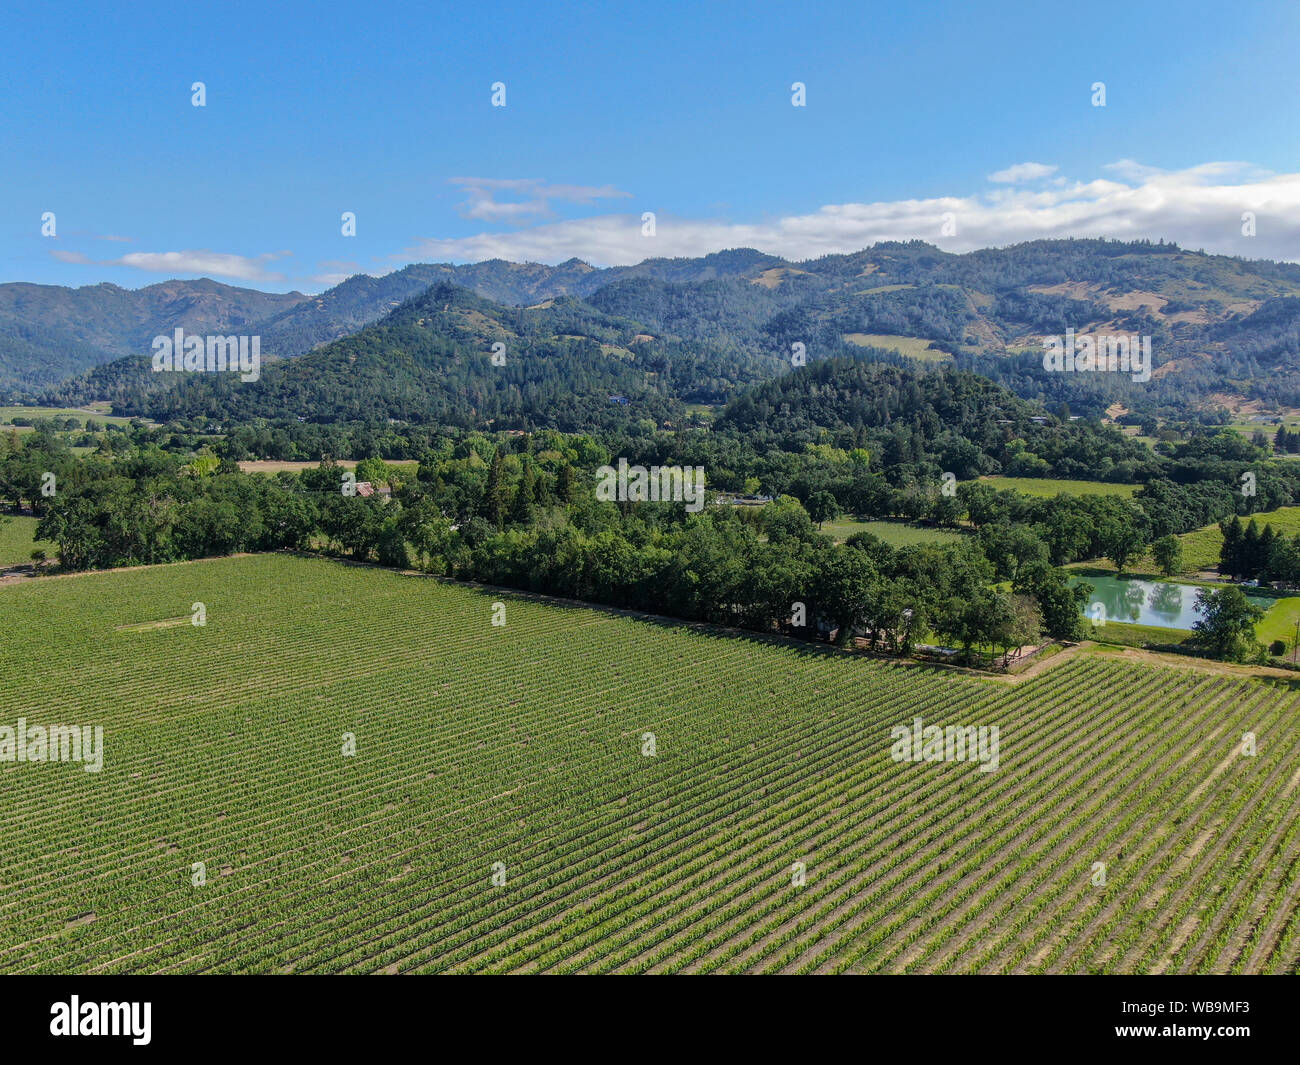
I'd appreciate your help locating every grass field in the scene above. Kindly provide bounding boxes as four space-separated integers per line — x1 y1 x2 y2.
1258 597 1300 651
820 518 966 546
842 333 952 362
978 477 1138 498
3 552 1300 974
1178 506 1300 573
1086 620 1191 649
0 404 134 428
1091 605 1299 651
1226 419 1300 441
0 515 51 566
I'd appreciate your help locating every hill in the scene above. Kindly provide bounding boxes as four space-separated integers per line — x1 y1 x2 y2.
233 250 792 359
717 358 1157 482
51 282 785 431
0 279 306 397
20 239 1300 422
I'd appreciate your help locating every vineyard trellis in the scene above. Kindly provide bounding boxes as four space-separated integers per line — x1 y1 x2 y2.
1 553 1298 974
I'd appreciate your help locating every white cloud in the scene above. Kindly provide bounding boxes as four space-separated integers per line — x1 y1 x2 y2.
401 162 1300 266
110 250 292 281
1102 160 1274 185
61 231 134 243
1102 159 1167 183
449 177 632 222
305 260 362 286
988 162 1058 183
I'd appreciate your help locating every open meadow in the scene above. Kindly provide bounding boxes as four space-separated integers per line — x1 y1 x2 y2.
819 517 966 546
977 477 1138 499
1178 505 1300 573
0 404 136 429
842 333 953 362
0 516 51 567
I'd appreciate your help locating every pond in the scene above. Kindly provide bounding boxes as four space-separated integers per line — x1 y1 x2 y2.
1069 576 1273 630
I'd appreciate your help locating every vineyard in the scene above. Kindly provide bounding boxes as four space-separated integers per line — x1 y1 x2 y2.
2 552 1299 974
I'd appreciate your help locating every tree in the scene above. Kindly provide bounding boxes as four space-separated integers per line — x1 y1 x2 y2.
764 495 814 544
1192 586 1264 662
555 463 575 504
1151 534 1183 577
1269 534 1300 587
480 450 506 527
860 577 925 655
1219 515 1243 579
39 494 105 570
1258 524 1276 581
1038 505 1093 566
376 515 410 568
509 465 537 526
811 549 876 645
978 522 1047 584
183 446 220 478
1102 518 1145 575
262 491 319 551
457 516 495 549
896 484 933 522
324 497 384 561
354 457 390 487
934 588 1009 664
398 496 452 570
1014 560 1089 641
1242 519 1262 580
956 480 1002 528
741 540 812 637
996 594 1043 667
930 494 963 527
806 490 840 529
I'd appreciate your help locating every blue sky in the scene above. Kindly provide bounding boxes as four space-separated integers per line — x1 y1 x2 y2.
4 0 1299 292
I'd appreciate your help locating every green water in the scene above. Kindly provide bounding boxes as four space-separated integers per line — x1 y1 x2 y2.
1070 576 1272 630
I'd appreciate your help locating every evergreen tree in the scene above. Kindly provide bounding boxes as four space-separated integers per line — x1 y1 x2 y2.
1220 515 1243 578
556 463 575 504
1242 519 1262 580
510 465 536 526
481 450 506 527
1258 524 1277 581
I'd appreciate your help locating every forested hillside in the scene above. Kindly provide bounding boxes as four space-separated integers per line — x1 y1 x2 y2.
49 283 786 431
17 238 1300 420
0 279 305 394
717 359 1156 482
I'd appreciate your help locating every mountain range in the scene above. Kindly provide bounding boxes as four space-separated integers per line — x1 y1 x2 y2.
10 239 1300 424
